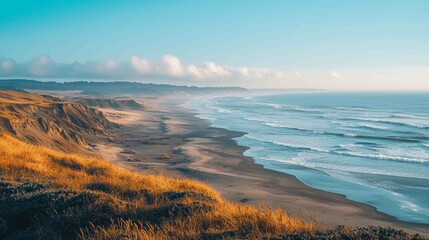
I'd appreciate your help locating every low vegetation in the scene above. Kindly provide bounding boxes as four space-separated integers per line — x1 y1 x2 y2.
0 134 426 239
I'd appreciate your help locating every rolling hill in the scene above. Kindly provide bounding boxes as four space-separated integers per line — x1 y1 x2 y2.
76 98 146 110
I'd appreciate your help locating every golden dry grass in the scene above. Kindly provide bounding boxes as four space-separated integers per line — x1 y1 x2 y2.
0 90 52 108
0 134 315 239
0 134 425 239
0 134 218 198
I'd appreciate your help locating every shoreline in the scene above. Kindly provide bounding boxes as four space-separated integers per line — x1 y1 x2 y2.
97 95 429 234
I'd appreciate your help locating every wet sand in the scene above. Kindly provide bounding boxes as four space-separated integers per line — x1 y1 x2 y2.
95 95 429 234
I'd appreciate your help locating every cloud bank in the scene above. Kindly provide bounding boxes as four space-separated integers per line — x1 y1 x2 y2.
0 55 284 82
1 55 428 90
331 71 343 79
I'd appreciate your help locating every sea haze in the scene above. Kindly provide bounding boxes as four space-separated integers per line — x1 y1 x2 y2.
186 92 429 224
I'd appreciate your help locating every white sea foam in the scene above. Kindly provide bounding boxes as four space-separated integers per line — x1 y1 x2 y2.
245 135 331 153
391 113 424 119
246 134 429 163
333 121 388 130
390 192 423 212
256 102 283 109
342 117 429 129
245 117 265 122
262 122 309 132
259 155 429 180
343 133 358 137
263 122 285 128
208 106 232 113
335 151 429 163
359 124 388 130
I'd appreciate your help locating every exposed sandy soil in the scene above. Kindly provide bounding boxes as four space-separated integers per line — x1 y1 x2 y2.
97 108 143 125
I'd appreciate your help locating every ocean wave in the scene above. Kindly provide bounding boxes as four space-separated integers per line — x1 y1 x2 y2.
255 102 324 114
271 141 331 153
331 106 376 111
334 151 429 163
259 121 422 142
357 124 388 130
331 121 388 130
261 156 429 180
262 122 311 132
340 117 429 129
244 134 428 163
255 102 282 109
245 117 265 122
391 192 423 212
390 113 425 119
287 106 324 114
244 135 330 153
355 141 380 147
207 105 232 113
247 119 319 133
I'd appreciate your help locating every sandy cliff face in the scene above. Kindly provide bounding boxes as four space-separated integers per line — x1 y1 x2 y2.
76 98 145 109
0 90 117 152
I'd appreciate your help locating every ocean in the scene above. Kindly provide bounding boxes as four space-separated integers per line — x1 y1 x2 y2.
185 92 429 224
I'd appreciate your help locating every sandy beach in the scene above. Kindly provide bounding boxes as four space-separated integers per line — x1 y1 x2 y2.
95 95 429 234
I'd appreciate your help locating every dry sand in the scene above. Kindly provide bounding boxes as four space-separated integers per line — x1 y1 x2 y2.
97 108 143 125
95 95 429 234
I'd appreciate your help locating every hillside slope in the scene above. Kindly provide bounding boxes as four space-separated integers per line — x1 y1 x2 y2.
1 134 425 240
76 98 145 110
0 91 117 152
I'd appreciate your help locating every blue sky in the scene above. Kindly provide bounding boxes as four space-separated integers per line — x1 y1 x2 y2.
1 0 429 89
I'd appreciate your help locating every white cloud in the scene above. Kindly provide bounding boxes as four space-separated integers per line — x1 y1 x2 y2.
161 54 184 77
201 62 231 77
0 54 286 82
94 60 120 72
28 56 56 76
186 64 204 79
331 71 343 79
369 74 381 80
0 54 315 87
293 72 302 78
130 56 151 74
186 62 231 80
236 67 250 77
234 67 284 80
0 59 16 72
1 55 428 90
